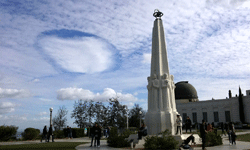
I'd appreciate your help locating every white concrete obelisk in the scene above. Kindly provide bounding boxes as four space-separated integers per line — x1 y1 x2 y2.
145 10 179 135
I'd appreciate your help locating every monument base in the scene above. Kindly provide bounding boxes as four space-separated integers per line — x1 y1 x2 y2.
127 134 201 149
145 110 175 135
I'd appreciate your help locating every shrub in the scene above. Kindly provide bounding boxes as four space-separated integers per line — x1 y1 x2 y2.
107 127 131 148
72 128 85 138
53 130 65 138
144 129 179 150
0 125 18 141
22 128 40 140
63 128 85 138
205 131 222 146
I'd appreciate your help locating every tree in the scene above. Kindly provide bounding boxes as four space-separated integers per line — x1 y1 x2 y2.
71 100 88 128
100 104 109 127
108 97 127 128
0 125 18 141
86 100 95 124
53 106 68 130
94 101 105 124
129 104 145 128
238 87 245 123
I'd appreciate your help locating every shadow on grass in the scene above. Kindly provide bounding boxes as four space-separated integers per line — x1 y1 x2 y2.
0 142 88 150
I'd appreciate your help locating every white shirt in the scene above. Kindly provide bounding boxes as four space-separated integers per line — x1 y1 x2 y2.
176 116 182 126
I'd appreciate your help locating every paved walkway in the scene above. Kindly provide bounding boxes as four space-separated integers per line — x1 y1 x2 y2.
1 131 250 149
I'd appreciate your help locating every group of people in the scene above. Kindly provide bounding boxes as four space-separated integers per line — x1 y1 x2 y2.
40 125 73 143
221 122 237 145
66 126 73 139
89 123 103 147
175 114 193 135
175 114 238 150
41 124 54 142
200 120 237 150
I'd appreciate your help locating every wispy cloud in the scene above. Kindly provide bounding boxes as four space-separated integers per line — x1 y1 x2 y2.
0 0 250 130
0 88 31 99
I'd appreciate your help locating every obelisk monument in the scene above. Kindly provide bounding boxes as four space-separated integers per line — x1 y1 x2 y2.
145 9 179 135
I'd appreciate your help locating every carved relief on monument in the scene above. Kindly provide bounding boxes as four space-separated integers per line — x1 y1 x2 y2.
147 76 152 90
152 74 160 88
162 73 170 88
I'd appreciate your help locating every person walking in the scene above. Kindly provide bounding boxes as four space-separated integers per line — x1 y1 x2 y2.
221 122 226 136
231 131 237 145
47 124 54 142
97 125 102 147
228 122 235 145
200 120 207 150
176 114 182 135
185 116 192 133
89 125 95 147
138 123 146 140
41 125 47 142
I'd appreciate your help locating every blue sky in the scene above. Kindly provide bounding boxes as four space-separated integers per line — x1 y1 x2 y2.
1 0 250 131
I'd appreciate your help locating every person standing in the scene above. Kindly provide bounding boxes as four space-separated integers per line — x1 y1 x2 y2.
176 114 182 135
93 123 99 147
138 123 146 140
67 126 70 139
41 125 47 142
185 116 192 133
97 125 102 147
89 125 95 147
221 122 226 136
200 120 207 150
106 126 110 138
47 124 54 142
69 127 72 139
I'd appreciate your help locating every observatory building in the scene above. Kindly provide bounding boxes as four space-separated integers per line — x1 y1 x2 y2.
175 81 250 126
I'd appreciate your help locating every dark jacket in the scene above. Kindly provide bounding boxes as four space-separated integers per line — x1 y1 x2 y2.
93 126 101 137
90 126 94 136
48 126 53 135
200 123 206 137
185 119 192 127
43 127 47 135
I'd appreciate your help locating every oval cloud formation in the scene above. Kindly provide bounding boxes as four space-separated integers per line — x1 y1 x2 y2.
38 31 114 73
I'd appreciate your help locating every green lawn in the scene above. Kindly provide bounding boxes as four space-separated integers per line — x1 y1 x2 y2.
0 142 87 150
236 133 250 142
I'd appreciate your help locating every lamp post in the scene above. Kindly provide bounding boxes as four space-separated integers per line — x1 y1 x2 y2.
50 107 53 125
139 111 142 127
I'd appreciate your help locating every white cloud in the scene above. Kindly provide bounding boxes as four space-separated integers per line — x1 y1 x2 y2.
39 98 52 102
0 88 31 99
57 87 141 102
32 79 40 82
0 102 15 114
142 53 151 64
33 117 50 121
39 36 113 73
0 115 27 121
39 112 48 116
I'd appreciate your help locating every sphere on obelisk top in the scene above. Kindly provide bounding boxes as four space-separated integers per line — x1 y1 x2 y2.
153 9 163 18
145 9 179 135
